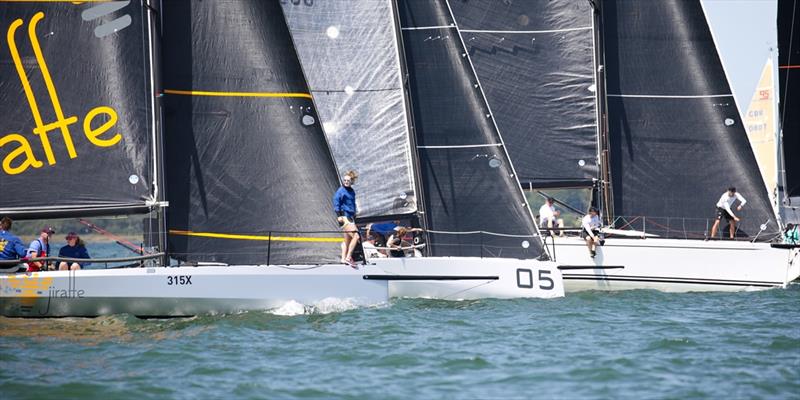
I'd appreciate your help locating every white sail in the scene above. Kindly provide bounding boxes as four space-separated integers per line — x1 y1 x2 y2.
283 0 417 218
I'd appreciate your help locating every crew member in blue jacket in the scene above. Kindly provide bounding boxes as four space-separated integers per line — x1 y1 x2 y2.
333 170 359 266
0 217 29 271
58 232 91 270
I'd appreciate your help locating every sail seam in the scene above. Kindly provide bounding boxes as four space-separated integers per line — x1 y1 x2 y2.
401 25 455 30
607 94 732 99
163 89 312 99
417 144 501 149
460 27 591 34
426 229 539 238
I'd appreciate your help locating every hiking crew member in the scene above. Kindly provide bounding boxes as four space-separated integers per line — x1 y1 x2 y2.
581 207 602 258
333 170 359 266
709 187 746 239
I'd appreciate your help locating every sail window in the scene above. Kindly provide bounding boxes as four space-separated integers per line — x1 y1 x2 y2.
128 175 139 185
301 115 316 126
326 26 340 39
724 118 735 126
488 156 502 168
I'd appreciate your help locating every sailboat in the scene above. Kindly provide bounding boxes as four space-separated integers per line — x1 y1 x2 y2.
280 0 564 300
0 1 387 317
448 0 800 292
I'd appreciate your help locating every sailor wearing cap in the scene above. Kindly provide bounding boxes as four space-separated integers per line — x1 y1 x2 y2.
27 226 55 271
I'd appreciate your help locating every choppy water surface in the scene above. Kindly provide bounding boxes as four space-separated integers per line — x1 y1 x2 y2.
1 286 798 399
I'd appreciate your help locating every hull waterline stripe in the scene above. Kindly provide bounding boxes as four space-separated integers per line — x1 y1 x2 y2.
562 273 782 287
163 89 312 99
460 26 592 34
363 275 498 281
169 230 341 243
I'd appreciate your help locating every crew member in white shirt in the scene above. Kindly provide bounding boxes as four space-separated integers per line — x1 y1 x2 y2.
538 197 564 236
581 207 602 258
709 186 746 239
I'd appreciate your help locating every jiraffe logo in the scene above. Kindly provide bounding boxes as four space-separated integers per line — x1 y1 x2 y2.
0 12 122 176
4 272 53 308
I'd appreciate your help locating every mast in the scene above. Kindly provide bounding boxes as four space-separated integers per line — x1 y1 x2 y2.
146 0 167 263
592 0 613 225
390 0 430 253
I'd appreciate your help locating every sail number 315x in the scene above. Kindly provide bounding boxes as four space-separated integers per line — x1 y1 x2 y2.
166 275 192 285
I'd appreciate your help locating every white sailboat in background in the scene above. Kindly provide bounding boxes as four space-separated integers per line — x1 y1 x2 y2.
0 1 387 317
448 0 800 292
281 0 564 300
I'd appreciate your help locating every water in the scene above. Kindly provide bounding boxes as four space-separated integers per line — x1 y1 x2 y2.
1 284 798 399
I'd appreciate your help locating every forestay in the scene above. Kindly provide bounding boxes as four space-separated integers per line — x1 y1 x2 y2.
603 0 779 239
163 0 341 265
0 2 155 218
282 0 417 218
398 0 544 258
448 0 599 188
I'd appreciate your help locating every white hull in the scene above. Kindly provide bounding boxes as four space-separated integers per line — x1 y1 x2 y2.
548 237 800 293
370 257 564 300
0 265 388 317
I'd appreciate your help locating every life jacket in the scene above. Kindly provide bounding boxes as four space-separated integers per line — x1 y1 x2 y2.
26 239 48 272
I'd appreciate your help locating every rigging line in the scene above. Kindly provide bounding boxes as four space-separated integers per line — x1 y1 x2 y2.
779 65 800 69
460 26 592 34
401 25 456 30
417 143 502 149
163 89 312 99
607 94 733 99
168 230 342 243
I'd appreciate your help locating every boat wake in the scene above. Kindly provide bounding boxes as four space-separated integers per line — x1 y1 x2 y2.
268 297 378 316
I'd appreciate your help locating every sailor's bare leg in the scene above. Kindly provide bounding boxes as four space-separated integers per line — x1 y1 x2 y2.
345 224 359 261
58 261 69 271
341 234 349 262
585 237 593 253
729 220 736 239
710 219 721 238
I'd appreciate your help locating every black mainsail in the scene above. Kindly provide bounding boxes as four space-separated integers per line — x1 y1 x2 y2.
0 2 156 218
398 0 544 258
603 0 779 239
163 1 341 265
448 0 599 189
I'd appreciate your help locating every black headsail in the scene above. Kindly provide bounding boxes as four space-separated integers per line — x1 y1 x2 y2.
448 0 599 189
779 0 800 202
0 2 155 218
163 1 341 265
398 0 544 258
603 0 779 239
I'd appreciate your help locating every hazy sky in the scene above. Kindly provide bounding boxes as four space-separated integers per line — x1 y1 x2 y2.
702 0 778 115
